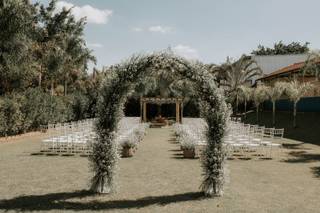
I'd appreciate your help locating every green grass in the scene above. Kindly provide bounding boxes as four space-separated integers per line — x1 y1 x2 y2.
243 111 320 146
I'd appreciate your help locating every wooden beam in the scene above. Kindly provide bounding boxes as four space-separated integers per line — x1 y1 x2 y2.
143 102 147 122
181 102 183 124
176 101 180 123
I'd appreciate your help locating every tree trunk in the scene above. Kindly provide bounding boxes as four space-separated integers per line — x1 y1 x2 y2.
244 100 247 120
256 105 259 124
50 80 54 96
64 79 67 96
293 102 297 128
272 101 276 127
235 94 239 115
38 66 42 88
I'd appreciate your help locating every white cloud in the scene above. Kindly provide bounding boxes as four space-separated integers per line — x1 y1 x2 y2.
87 43 103 48
173 45 200 60
132 27 143 32
56 1 113 24
148 25 172 34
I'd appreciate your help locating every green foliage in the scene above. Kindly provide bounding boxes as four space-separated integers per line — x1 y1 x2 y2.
0 0 36 94
70 92 89 120
252 41 310 56
301 51 320 80
0 95 24 136
0 0 100 136
0 88 83 136
0 0 95 95
213 55 262 113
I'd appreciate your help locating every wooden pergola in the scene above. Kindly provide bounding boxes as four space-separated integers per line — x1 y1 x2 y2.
140 97 184 123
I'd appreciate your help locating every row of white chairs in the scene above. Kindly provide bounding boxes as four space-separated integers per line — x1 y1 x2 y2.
224 121 284 158
40 117 147 155
173 118 285 159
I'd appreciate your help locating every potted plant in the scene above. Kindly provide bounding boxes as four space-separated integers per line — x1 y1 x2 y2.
120 139 136 158
180 138 196 158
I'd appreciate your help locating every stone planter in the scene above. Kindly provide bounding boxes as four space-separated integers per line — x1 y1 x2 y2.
183 148 195 158
122 147 134 158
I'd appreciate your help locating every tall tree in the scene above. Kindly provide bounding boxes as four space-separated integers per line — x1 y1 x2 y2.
36 0 95 95
252 41 310 56
214 55 262 114
238 85 253 119
0 0 36 94
286 80 312 128
265 82 286 126
253 85 268 123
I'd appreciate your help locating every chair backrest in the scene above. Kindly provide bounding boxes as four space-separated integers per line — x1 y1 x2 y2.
264 128 275 138
254 126 265 137
274 128 284 139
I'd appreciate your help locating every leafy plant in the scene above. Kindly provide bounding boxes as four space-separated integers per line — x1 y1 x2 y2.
180 137 196 150
238 85 253 119
285 80 312 128
265 82 287 126
213 55 262 113
253 85 268 123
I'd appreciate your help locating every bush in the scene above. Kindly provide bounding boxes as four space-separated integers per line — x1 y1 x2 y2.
70 92 89 120
0 88 97 137
0 95 24 136
20 88 73 130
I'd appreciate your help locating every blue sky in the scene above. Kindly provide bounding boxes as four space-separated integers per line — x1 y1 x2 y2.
36 0 320 71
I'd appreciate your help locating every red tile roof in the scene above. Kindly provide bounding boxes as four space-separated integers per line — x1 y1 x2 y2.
258 59 320 81
258 62 305 81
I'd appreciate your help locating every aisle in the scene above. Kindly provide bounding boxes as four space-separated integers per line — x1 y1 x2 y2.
117 127 203 198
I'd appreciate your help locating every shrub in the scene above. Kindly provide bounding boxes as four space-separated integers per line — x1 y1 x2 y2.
70 92 89 120
0 95 24 136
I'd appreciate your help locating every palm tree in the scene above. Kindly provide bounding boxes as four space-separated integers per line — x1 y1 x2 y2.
265 82 287 126
238 85 253 119
285 80 312 128
253 85 268 123
215 55 262 114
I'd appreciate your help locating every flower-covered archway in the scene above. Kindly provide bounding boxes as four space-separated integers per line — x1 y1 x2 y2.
90 51 230 197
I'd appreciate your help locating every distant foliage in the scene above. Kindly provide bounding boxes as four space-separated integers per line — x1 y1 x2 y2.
0 95 24 136
0 88 98 137
252 41 310 56
71 92 90 120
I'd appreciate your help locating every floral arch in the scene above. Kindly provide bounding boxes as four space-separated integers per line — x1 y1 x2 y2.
90 51 230 197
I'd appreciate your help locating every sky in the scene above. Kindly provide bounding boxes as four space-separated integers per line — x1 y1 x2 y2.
35 0 320 71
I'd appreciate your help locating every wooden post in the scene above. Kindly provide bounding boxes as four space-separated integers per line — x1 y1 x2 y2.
180 101 183 124
143 102 147 122
140 98 143 123
176 101 180 123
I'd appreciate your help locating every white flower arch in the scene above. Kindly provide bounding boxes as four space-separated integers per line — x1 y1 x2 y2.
90 51 230 197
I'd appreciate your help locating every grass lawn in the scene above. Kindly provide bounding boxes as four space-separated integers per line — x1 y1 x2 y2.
0 128 320 212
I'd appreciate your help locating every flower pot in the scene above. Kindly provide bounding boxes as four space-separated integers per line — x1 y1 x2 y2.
183 149 195 158
122 147 134 158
